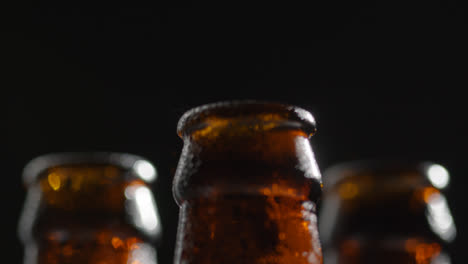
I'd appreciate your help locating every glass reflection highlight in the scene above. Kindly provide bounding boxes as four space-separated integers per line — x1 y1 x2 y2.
426 193 456 242
291 107 317 136
125 185 161 236
427 164 450 189
433 252 451 264
295 137 321 180
133 160 157 182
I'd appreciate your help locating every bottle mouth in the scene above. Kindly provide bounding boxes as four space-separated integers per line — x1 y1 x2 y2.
177 100 317 138
22 152 158 186
322 160 450 191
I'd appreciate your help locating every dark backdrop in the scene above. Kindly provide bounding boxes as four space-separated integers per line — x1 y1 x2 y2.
4 0 467 263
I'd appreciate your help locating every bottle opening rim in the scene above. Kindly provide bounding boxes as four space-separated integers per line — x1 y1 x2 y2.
22 152 157 185
177 100 317 137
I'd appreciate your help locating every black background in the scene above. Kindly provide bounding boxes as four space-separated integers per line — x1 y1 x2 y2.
3 0 467 263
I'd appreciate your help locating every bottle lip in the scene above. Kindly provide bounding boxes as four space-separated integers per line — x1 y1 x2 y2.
22 152 158 185
177 100 317 137
322 159 449 190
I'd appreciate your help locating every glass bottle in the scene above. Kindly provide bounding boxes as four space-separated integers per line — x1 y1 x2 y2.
18 152 162 264
173 101 323 264
319 160 456 264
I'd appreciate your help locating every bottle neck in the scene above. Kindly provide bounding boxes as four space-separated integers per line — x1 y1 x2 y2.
173 103 322 264
174 195 322 264
19 164 161 264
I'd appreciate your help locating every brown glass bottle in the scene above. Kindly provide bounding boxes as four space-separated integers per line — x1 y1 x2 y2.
173 101 323 264
319 161 456 264
18 153 162 264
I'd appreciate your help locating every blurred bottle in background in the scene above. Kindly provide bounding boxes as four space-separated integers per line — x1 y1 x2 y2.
18 153 162 264
319 161 456 264
172 101 323 264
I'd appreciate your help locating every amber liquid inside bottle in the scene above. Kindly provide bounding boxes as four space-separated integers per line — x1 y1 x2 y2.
19 154 160 264
173 102 323 264
329 237 445 264
176 195 321 264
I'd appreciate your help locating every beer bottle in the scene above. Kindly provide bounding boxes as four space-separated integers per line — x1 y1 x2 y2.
18 152 162 264
173 101 323 264
319 161 456 264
